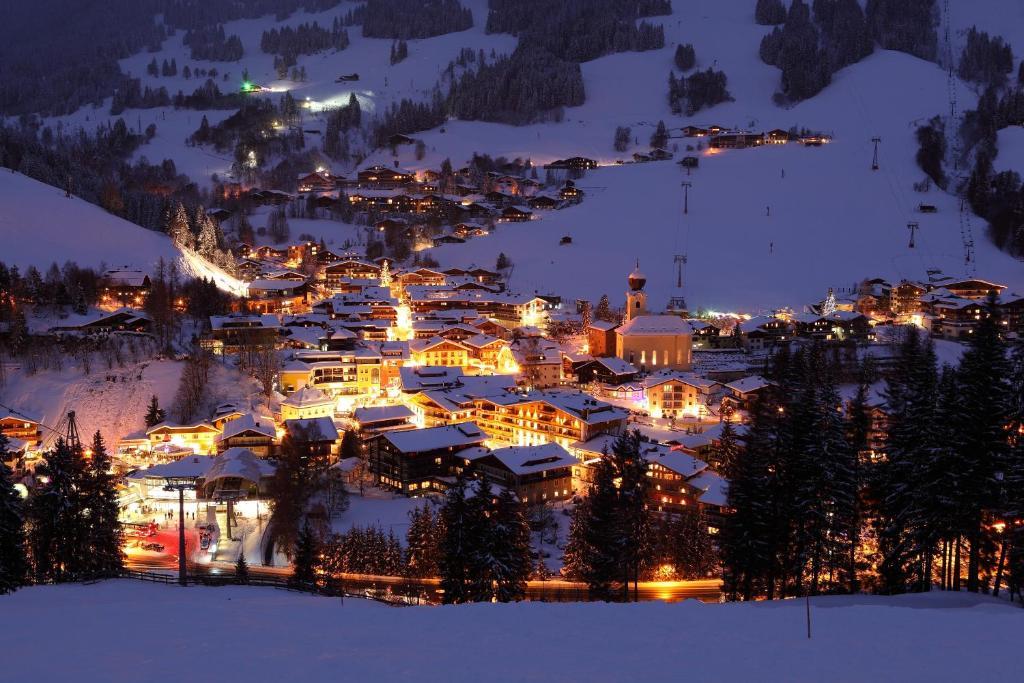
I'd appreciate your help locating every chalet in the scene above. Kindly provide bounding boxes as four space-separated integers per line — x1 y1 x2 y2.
452 222 489 238
543 157 598 170
999 292 1024 334
206 314 280 355
216 413 275 457
357 165 414 188
460 334 509 369
679 156 699 169
573 357 639 385
324 259 381 290
484 190 516 207
527 195 560 210
146 421 221 454
468 443 576 504
891 280 927 317
347 190 415 212
723 375 774 411
709 132 763 149
559 180 584 203
352 405 416 442
284 417 340 466
737 315 792 352
280 386 336 421
196 447 277 501
372 422 489 494
572 435 711 513
0 410 43 451
499 206 533 222
706 125 726 135
765 129 791 144
649 147 673 161
52 308 153 335
428 235 463 248
235 258 265 281
101 268 151 307
387 133 415 147
645 373 723 420
409 337 471 367
799 134 832 146
686 319 721 348
249 189 291 206
681 125 708 137
468 392 628 450
296 171 337 193
245 278 307 314
940 278 1006 300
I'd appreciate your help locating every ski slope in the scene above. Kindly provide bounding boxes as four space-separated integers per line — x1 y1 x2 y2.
2 581 1022 683
0 170 184 274
23 0 1024 309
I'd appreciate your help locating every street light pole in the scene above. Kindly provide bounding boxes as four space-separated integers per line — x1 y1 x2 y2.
162 477 197 586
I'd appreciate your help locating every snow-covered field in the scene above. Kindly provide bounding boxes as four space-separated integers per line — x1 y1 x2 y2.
2 581 1021 683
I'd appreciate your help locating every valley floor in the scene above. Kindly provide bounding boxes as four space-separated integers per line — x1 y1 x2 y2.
2 581 1020 683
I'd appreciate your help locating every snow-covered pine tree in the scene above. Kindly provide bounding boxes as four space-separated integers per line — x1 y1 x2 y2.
490 487 531 602
439 476 473 603
0 436 28 594
82 431 123 577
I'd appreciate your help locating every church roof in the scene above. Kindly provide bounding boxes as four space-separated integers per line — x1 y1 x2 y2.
617 315 692 337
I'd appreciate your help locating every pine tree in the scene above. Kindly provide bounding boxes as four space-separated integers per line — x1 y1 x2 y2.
235 552 250 584
0 436 28 594
755 0 787 25
439 477 473 603
707 418 739 473
465 477 496 602
650 120 669 149
489 487 531 602
379 260 392 288
564 455 621 600
144 395 166 428
290 521 319 588
28 438 89 583
82 431 123 577
954 294 1012 591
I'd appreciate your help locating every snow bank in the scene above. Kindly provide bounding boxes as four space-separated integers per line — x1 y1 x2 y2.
1 581 1020 683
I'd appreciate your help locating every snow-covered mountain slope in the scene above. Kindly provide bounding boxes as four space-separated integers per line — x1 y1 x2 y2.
25 0 1024 308
0 170 182 273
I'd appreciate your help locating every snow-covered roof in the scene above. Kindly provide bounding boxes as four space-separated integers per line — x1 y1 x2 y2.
688 470 729 507
485 443 576 476
281 386 334 409
210 314 280 331
218 414 276 441
284 417 339 442
617 315 692 337
353 405 414 425
383 422 488 452
587 356 638 375
203 448 275 485
725 376 773 394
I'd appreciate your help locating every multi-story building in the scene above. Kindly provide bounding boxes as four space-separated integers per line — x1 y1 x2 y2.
372 422 488 494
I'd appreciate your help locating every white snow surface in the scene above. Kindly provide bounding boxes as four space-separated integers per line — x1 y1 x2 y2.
2 581 1022 683
0 171 183 274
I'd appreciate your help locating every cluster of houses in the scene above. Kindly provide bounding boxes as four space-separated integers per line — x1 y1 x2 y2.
294 162 584 234
680 125 833 150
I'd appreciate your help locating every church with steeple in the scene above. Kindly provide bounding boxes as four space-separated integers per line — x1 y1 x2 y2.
614 264 693 371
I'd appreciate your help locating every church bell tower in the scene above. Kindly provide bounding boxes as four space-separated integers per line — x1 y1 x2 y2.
625 262 648 321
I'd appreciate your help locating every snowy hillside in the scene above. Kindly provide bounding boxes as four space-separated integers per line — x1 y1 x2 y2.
20 0 1024 309
0 170 182 273
2 581 1022 683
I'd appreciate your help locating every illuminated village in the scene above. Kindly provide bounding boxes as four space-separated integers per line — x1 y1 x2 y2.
3 0 1024 680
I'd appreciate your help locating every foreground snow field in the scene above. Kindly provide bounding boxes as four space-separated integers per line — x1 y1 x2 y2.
2 581 1020 683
